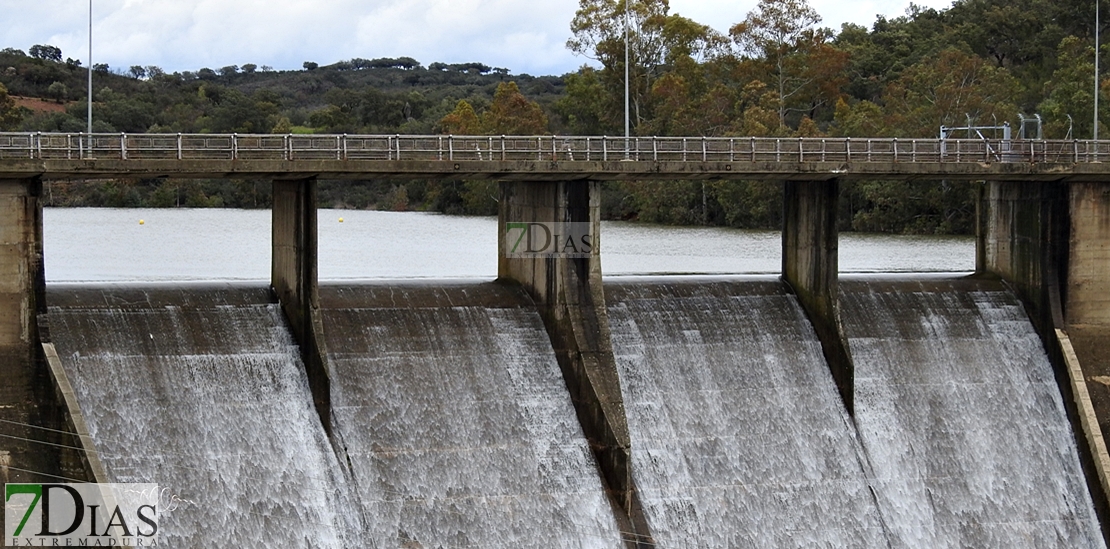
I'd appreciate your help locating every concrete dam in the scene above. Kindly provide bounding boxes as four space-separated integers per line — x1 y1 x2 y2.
36 277 1104 547
4 133 1110 546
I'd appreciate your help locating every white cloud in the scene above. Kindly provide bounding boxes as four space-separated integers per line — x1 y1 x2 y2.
0 0 959 76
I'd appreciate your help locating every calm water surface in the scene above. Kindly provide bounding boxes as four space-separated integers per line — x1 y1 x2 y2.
43 208 975 282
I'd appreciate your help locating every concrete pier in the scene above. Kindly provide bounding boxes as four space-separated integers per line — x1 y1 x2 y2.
0 178 87 535
977 181 1070 333
978 180 1110 538
782 179 855 415
272 178 333 437
497 179 653 546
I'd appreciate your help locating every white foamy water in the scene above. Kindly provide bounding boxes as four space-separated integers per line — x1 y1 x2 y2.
46 286 364 547
320 283 625 547
606 278 890 546
842 278 1105 548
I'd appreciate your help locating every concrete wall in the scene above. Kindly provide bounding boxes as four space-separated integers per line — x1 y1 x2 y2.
978 181 1070 333
497 180 652 546
782 179 855 415
272 178 333 437
0 178 90 536
1068 182 1110 327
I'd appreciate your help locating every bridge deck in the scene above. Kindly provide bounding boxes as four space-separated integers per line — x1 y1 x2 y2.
3 132 1110 180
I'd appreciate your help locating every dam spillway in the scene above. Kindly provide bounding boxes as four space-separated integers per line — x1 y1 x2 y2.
605 278 887 546
317 282 624 547
44 284 361 546
38 277 1107 547
841 277 1105 547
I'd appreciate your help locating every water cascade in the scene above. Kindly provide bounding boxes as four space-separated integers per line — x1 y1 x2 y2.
841 276 1105 547
46 284 362 547
605 277 889 546
319 282 624 547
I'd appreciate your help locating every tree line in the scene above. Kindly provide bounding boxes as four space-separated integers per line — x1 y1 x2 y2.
1 0 1106 234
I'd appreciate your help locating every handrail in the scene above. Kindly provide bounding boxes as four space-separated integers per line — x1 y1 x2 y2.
0 132 1107 164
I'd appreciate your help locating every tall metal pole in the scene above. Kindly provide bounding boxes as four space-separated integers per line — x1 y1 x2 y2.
87 0 93 140
621 0 630 148
1096 0 1100 140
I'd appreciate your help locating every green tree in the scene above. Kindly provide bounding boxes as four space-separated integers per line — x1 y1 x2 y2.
28 44 62 62
568 0 725 132
439 100 482 134
482 81 548 134
881 48 1020 137
730 0 845 130
0 83 22 130
1038 36 1099 138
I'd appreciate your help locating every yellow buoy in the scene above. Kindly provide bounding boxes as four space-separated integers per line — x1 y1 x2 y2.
338 217 344 223
139 219 145 225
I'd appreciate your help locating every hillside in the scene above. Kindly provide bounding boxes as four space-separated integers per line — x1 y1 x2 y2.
1 0 1105 235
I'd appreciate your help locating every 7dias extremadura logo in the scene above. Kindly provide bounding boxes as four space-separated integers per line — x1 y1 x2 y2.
5 484 159 547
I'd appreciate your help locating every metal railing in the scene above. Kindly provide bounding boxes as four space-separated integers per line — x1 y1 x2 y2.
2 132 1109 164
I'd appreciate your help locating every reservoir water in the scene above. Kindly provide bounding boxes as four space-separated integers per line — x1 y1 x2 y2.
42 207 975 281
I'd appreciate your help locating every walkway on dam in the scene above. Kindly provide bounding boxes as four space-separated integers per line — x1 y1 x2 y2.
4 132 1110 180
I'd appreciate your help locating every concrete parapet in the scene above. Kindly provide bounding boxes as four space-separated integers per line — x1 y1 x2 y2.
782 179 855 415
272 178 332 437
497 180 653 547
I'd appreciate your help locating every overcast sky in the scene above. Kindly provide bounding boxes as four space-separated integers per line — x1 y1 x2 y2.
0 0 954 76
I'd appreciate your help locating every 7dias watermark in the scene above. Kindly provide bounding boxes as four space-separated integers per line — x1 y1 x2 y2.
504 222 594 258
5 483 159 547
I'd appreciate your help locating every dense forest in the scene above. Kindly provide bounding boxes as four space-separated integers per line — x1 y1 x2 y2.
0 0 1106 234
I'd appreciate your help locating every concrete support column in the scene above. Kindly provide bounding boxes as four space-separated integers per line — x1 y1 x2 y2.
977 180 1070 333
782 179 855 414
1067 182 1110 327
498 180 652 547
272 178 332 437
0 178 84 537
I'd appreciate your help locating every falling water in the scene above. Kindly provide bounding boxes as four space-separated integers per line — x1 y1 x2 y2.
606 277 889 547
842 276 1105 548
319 282 624 548
46 284 363 547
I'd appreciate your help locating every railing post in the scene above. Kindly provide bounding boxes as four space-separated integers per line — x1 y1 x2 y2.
448 135 454 161
821 139 827 162
602 136 608 162
177 133 183 160
893 138 898 163
798 137 803 162
586 137 591 162
912 139 917 162
846 137 851 162
653 137 658 162
867 139 873 162
729 138 735 162
703 137 708 162
36 132 43 160
775 138 781 162
635 137 640 161
537 137 542 161
66 133 72 160
395 134 401 160
751 137 756 162
1075 139 1080 163
232 133 238 160
501 135 506 161
120 133 127 160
